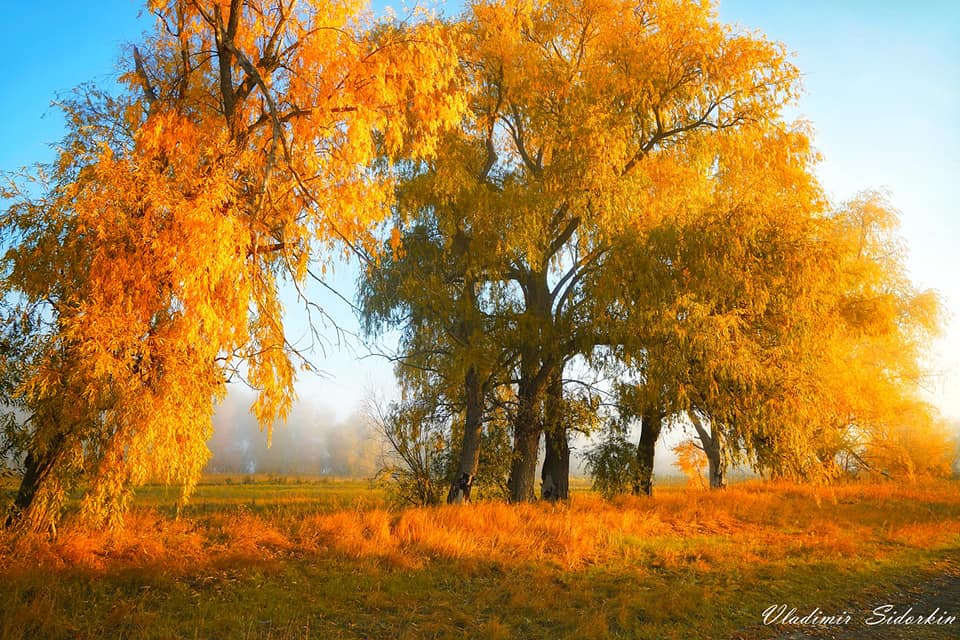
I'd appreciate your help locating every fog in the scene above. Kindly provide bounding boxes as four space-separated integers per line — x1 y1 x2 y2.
203 388 690 481
568 430 683 479
205 390 382 477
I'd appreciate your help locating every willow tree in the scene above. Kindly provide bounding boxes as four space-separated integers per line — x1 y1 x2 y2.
424 0 801 502
773 193 946 480
595 123 831 490
615 183 945 488
358 201 515 503
682 192 947 483
0 0 461 532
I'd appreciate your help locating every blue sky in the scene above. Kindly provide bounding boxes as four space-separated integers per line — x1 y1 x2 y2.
718 0 960 420
1 1 957 421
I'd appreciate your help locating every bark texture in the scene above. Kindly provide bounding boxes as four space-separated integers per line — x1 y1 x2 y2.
634 408 663 496
540 370 569 501
447 365 484 504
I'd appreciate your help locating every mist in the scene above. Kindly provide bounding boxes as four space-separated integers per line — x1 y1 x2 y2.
205 390 381 477
204 389 689 482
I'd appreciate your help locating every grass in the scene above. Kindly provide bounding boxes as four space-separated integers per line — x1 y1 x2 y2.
1 477 959 639
135 476 386 518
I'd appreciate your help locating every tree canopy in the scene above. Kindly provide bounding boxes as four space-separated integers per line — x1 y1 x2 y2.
358 0 949 503
1 0 951 532
1 0 462 531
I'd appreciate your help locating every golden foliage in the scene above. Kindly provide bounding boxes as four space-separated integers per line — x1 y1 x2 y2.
672 439 708 489
1 0 463 531
362 0 809 501
1 0 949 533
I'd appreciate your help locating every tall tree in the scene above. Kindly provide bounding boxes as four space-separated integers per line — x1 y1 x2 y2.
780 193 945 480
1 0 461 531
359 205 513 503
374 0 801 502
611 124 830 489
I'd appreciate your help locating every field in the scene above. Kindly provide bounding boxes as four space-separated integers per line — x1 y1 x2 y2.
1 477 959 640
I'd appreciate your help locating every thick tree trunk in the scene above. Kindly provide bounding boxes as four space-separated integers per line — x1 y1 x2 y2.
541 428 569 501
509 373 542 502
634 408 663 496
447 365 484 504
446 274 486 505
6 445 61 533
707 454 725 489
688 411 726 489
509 269 553 503
509 425 541 502
540 369 569 501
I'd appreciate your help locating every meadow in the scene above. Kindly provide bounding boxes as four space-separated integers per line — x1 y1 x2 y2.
1 477 959 640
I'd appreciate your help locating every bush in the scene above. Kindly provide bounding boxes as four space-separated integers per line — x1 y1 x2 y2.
583 434 642 499
371 400 449 507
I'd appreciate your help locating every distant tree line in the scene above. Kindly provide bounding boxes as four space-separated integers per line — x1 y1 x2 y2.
205 399 380 477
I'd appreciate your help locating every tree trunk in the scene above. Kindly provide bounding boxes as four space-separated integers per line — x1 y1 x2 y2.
541 428 569 501
9 452 43 524
447 365 484 504
509 347 547 503
707 453 725 489
446 274 486 505
509 425 541 502
509 376 542 502
509 269 553 503
540 369 569 501
6 445 62 534
634 408 662 496
688 410 726 489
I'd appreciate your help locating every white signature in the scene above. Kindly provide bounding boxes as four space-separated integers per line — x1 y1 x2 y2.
762 604 956 626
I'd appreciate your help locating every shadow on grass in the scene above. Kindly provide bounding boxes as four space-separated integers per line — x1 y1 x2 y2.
2 544 959 640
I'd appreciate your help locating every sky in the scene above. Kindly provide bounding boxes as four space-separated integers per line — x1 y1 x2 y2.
0 0 957 433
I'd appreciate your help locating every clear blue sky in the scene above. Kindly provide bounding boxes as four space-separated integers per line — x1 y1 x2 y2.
1 1 958 421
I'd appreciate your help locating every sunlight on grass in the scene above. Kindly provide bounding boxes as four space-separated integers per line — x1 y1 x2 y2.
1 478 959 639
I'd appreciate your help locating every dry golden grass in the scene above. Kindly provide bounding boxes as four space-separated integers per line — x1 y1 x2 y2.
5 479 960 574
1 478 959 639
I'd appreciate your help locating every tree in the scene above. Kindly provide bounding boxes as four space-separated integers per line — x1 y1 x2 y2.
580 122 827 493
369 397 449 507
362 0 802 503
631 186 944 486
687 411 725 488
1 0 461 532
673 437 708 489
358 0 946 504
583 432 643 499
358 142 514 503
788 193 946 481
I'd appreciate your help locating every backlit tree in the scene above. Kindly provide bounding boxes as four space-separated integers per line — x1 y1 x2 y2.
1 0 461 531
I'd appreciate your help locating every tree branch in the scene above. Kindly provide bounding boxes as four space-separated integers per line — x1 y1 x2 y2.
132 46 157 107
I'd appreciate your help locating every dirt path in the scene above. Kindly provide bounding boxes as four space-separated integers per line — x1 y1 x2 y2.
733 553 960 640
